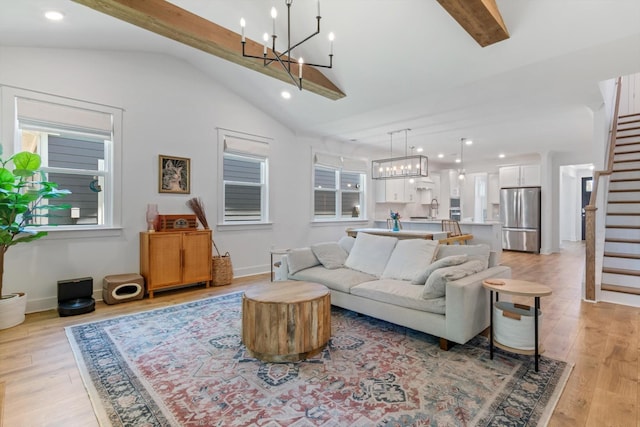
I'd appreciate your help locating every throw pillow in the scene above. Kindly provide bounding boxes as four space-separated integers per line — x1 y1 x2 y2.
311 242 348 269
435 244 491 269
287 248 320 275
381 239 439 281
344 232 398 278
338 235 356 254
422 259 485 299
411 254 468 285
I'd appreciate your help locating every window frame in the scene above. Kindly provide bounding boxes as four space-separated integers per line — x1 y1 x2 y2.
0 86 123 236
312 157 366 222
222 152 268 224
217 129 271 227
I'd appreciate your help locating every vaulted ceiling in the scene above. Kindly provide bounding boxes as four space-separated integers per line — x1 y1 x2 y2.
1 0 639 168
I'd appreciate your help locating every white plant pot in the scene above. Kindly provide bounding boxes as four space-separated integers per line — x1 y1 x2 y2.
0 292 27 329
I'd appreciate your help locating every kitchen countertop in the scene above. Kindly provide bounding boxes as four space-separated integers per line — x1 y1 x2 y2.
377 219 502 226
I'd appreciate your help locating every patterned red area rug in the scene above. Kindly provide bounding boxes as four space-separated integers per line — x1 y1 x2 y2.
66 292 571 426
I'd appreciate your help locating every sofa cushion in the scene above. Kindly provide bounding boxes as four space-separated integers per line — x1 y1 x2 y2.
351 279 445 315
381 239 439 281
422 259 485 299
311 242 348 269
290 266 376 293
344 232 398 278
286 248 320 275
411 254 468 285
338 236 356 254
435 244 491 269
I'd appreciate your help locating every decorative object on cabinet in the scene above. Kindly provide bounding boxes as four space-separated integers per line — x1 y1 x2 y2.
157 214 198 231
372 129 428 180
140 230 213 298
145 203 158 232
186 197 233 286
239 0 335 92
159 154 190 194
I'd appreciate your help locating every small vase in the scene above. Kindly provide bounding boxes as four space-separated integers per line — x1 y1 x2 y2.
393 219 400 232
146 204 158 232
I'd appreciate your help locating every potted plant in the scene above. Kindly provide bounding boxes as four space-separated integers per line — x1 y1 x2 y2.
0 146 70 329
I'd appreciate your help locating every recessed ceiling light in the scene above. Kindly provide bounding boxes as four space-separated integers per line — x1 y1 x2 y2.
416 147 424 153
498 153 505 158
455 158 461 163
437 153 444 158
465 139 473 145
280 91 291 99
45 11 65 21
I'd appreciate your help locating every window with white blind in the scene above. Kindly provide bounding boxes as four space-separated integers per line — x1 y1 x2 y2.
220 131 269 224
313 153 366 220
1 88 122 229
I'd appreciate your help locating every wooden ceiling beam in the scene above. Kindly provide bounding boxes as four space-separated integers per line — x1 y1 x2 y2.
71 0 345 100
436 0 509 47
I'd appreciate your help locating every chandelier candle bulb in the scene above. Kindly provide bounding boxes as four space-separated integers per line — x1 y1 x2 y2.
271 7 277 35
298 58 303 78
240 18 245 42
317 0 321 17
263 33 268 55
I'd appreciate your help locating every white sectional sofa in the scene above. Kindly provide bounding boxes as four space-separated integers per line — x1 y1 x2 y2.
277 232 511 350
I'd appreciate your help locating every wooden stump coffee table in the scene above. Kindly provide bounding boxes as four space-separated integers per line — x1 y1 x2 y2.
242 281 331 362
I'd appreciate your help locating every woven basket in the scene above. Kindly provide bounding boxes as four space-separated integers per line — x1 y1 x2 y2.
212 252 233 286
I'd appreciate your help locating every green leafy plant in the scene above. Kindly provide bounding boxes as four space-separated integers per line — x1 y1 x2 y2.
0 146 71 296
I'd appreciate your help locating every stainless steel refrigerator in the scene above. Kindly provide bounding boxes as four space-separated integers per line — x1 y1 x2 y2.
500 187 541 253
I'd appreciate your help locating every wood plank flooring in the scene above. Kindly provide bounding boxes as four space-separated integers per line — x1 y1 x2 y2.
1 242 638 426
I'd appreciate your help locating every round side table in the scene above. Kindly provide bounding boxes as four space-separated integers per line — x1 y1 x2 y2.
242 281 331 362
482 278 552 371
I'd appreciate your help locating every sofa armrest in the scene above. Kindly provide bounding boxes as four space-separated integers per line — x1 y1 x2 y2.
444 265 511 344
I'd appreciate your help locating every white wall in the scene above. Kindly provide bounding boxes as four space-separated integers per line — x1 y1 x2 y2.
0 47 370 312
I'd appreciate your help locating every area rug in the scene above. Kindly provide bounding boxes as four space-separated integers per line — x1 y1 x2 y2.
66 292 571 426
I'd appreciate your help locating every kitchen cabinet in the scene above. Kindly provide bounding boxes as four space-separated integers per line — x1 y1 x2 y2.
375 179 414 203
449 170 461 197
499 165 540 187
140 230 212 298
488 173 500 204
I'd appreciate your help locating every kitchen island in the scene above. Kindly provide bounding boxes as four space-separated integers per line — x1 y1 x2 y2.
372 219 502 255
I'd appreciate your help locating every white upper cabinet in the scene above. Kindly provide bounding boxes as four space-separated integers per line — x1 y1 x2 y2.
375 179 412 203
499 165 540 187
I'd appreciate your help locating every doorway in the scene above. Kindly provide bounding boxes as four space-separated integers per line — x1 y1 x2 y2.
581 177 593 240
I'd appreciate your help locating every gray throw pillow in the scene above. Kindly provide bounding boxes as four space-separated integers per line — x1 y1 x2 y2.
287 248 320 275
435 244 491 269
338 236 356 254
411 254 468 285
311 242 348 269
422 259 485 299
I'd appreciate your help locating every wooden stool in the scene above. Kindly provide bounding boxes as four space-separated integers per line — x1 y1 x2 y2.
242 281 331 362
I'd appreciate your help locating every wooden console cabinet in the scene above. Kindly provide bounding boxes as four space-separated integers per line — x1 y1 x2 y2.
140 230 212 298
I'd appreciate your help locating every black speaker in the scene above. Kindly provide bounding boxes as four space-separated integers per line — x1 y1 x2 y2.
58 277 95 317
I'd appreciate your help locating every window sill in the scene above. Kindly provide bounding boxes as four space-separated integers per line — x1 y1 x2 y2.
40 225 124 240
216 222 273 231
312 219 369 226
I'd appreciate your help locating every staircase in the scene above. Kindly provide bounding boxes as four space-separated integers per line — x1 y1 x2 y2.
601 113 640 295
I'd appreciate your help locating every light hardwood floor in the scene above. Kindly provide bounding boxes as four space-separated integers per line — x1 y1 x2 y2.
0 242 638 426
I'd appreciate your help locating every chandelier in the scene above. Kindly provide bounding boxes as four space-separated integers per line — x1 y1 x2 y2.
372 129 429 180
240 0 334 91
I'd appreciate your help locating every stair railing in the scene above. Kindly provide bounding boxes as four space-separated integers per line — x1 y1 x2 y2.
584 76 622 301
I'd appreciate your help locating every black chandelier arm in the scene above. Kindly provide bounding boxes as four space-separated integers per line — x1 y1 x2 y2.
242 41 332 69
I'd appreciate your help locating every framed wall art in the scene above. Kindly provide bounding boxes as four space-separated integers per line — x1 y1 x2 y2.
159 155 190 194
